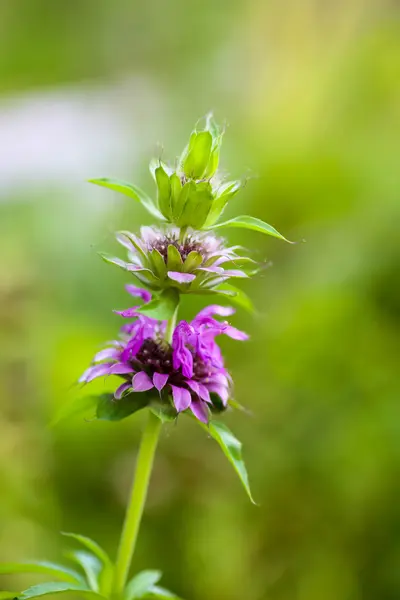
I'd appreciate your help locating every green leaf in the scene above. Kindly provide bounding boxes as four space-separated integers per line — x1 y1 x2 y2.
88 178 165 221
95 393 149 422
208 215 293 242
67 552 100 593
17 582 105 600
145 586 182 599
171 181 193 222
0 592 18 599
50 396 99 427
182 251 203 273
149 249 167 280
204 181 242 227
215 283 254 313
137 288 180 320
177 182 213 229
150 404 177 423
124 570 162 600
155 166 172 220
195 420 255 504
60 534 110 567
182 131 212 179
0 563 84 585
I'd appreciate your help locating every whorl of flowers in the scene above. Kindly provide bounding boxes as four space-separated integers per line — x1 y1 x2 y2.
80 286 247 423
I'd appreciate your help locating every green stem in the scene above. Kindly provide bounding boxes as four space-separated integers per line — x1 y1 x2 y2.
113 411 162 596
165 303 179 344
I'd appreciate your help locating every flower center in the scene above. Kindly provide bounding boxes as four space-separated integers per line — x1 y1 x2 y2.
147 231 221 265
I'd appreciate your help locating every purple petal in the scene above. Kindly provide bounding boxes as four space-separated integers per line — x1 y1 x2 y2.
219 269 248 278
190 399 209 423
114 307 140 318
196 266 224 274
207 383 229 405
114 382 132 399
153 372 169 391
171 385 192 412
109 363 135 375
186 380 200 395
196 305 236 319
125 285 152 303
132 371 154 392
93 348 120 362
197 383 211 403
168 271 196 284
221 325 249 341
79 363 114 383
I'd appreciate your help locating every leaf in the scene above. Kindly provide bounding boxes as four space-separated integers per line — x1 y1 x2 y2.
182 251 203 273
88 178 165 221
124 570 162 600
155 166 172 220
149 249 167 280
204 181 242 227
60 534 110 567
215 283 254 313
0 563 84 585
137 289 179 320
50 396 99 427
145 586 182 599
208 215 293 242
177 182 213 229
95 393 149 422
150 405 177 423
0 592 18 599
67 552 100 593
166 245 182 272
17 582 105 600
182 131 212 179
195 420 256 504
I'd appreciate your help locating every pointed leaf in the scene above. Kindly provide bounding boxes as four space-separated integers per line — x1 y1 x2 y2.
194 420 255 503
61 534 110 567
67 552 100 593
208 216 292 242
204 181 242 227
149 249 167 280
124 570 162 600
215 284 254 313
145 586 182 599
51 396 99 427
95 393 149 422
0 563 84 585
88 178 165 221
17 582 105 600
166 245 182 272
155 166 172 220
182 251 203 273
137 289 179 320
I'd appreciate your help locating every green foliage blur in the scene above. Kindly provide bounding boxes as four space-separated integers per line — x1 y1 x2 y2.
1 1 399 599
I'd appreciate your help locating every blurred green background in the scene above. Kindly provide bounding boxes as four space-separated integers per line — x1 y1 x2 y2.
1 1 399 599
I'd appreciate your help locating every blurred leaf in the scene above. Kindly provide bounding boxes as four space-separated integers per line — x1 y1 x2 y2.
17 583 105 600
124 570 162 600
0 593 18 599
150 405 177 423
61 533 110 567
215 283 254 313
195 420 255 504
51 395 98 427
67 552 100 593
145 586 182 599
208 215 292 242
88 178 165 220
137 289 179 320
0 563 83 585
95 393 149 422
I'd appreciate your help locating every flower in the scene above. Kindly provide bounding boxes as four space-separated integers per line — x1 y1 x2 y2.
101 225 254 293
79 286 248 423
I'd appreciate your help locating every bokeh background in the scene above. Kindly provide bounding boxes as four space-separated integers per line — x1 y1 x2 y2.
1 1 399 599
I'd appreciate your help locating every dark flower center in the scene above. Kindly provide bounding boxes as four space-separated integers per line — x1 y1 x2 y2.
148 232 220 264
133 337 212 385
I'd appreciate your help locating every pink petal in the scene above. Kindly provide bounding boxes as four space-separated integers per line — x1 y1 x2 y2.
114 382 132 399
114 307 140 318
79 363 113 383
219 269 248 278
222 325 249 341
207 383 229 405
153 372 169 391
186 380 200 395
197 383 211 403
125 285 152 303
93 348 120 362
171 385 192 412
190 399 209 423
168 271 196 283
132 371 154 392
196 305 235 319
109 363 135 375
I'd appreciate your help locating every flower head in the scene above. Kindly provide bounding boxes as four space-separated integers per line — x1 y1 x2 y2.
79 286 248 423
101 225 254 293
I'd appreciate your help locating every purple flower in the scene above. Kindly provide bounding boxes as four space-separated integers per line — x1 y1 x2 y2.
103 226 254 294
79 287 248 423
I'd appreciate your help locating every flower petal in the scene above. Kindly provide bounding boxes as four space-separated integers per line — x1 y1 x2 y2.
109 363 135 375
153 372 169 391
93 348 120 362
221 325 249 341
132 371 154 392
125 285 152 303
114 307 140 318
196 305 236 319
207 383 229 405
168 271 196 283
79 363 114 383
114 382 132 399
190 399 209 423
197 383 211 403
171 385 192 412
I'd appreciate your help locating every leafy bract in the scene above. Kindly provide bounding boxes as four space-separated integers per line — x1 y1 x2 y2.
144 586 182 599
137 289 179 320
60 534 110 567
208 215 292 242
67 552 101 593
0 562 83 585
95 393 149 422
17 582 105 600
194 420 255 504
89 178 165 221
124 570 162 600
214 283 254 313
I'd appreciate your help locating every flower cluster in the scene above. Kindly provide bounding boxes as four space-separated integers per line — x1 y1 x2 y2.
80 285 247 423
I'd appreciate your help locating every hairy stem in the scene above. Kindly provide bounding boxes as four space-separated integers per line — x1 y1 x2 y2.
113 411 162 595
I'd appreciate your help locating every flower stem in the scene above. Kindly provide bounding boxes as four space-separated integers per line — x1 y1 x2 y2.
165 303 179 345
113 410 162 596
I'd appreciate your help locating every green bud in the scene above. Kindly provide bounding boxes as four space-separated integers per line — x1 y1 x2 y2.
182 131 213 180
172 180 194 222
155 165 172 220
177 181 213 229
